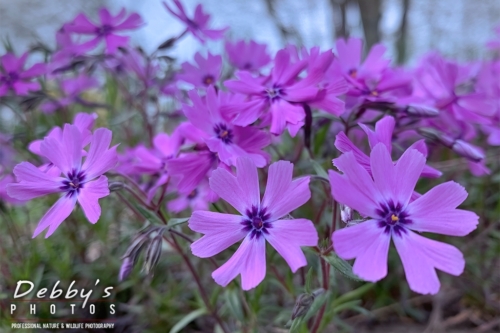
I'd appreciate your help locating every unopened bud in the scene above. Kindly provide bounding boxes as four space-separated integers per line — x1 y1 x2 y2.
405 104 439 117
292 293 315 320
119 257 134 281
452 140 484 162
417 128 454 147
340 204 353 224
144 234 164 274
109 182 124 192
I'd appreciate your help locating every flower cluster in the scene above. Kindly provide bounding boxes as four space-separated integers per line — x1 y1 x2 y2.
1 1 495 304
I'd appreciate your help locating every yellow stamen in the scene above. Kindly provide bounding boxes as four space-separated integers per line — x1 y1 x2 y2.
221 130 229 138
371 90 379 96
391 214 399 222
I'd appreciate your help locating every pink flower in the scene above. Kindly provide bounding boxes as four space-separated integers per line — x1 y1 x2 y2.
177 52 222 88
225 40 271 71
189 157 318 290
65 8 144 54
163 0 227 43
335 115 442 178
182 86 271 167
7 124 118 238
329 143 478 294
168 179 214 213
224 49 320 136
0 53 45 96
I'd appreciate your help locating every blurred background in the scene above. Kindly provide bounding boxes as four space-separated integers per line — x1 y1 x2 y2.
1 0 500 64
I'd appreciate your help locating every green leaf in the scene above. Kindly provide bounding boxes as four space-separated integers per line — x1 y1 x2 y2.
169 308 207 333
304 268 313 294
310 159 329 179
132 203 163 225
313 123 329 155
330 283 375 308
322 253 364 281
167 217 189 228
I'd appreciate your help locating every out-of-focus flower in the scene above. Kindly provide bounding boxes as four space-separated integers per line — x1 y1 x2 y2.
163 0 228 43
182 86 271 167
177 52 222 88
40 76 98 113
132 130 183 201
335 116 442 178
189 157 318 290
329 143 478 294
65 8 144 54
225 40 271 71
7 124 118 238
168 179 214 212
0 53 45 96
224 49 321 136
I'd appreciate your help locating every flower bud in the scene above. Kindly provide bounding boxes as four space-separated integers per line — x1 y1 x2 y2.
405 104 439 117
291 293 315 320
452 140 484 162
119 257 134 281
144 234 164 274
109 181 124 192
340 204 353 224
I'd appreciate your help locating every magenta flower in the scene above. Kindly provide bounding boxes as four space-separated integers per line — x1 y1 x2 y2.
177 52 222 88
0 53 45 96
168 179 214 213
182 86 270 167
224 49 320 136
40 76 98 113
163 0 227 43
225 40 271 71
7 124 118 238
334 37 390 84
189 157 318 290
329 144 478 294
335 116 442 179
65 8 144 54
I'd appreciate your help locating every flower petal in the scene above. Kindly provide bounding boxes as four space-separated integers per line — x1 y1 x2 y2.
212 235 266 290
82 128 118 180
394 230 464 295
333 220 390 282
77 176 109 224
265 218 318 272
189 211 247 257
7 162 63 200
33 195 77 238
407 181 478 236
262 161 310 220
330 152 381 217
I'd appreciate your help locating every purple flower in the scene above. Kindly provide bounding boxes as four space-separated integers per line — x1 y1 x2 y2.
182 86 271 167
0 173 24 205
132 130 183 201
329 143 478 294
7 124 118 238
40 76 98 114
163 0 228 43
335 115 442 179
189 157 318 290
225 40 271 71
0 53 45 96
224 49 320 136
177 52 222 88
333 37 390 85
65 8 144 54
168 179 214 213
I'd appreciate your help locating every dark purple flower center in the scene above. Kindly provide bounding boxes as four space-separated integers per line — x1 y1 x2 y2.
241 205 272 240
96 24 114 36
264 86 283 101
60 169 86 197
187 189 198 200
2 71 19 86
214 123 233 144
376 201 412 237
202 75 215 86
